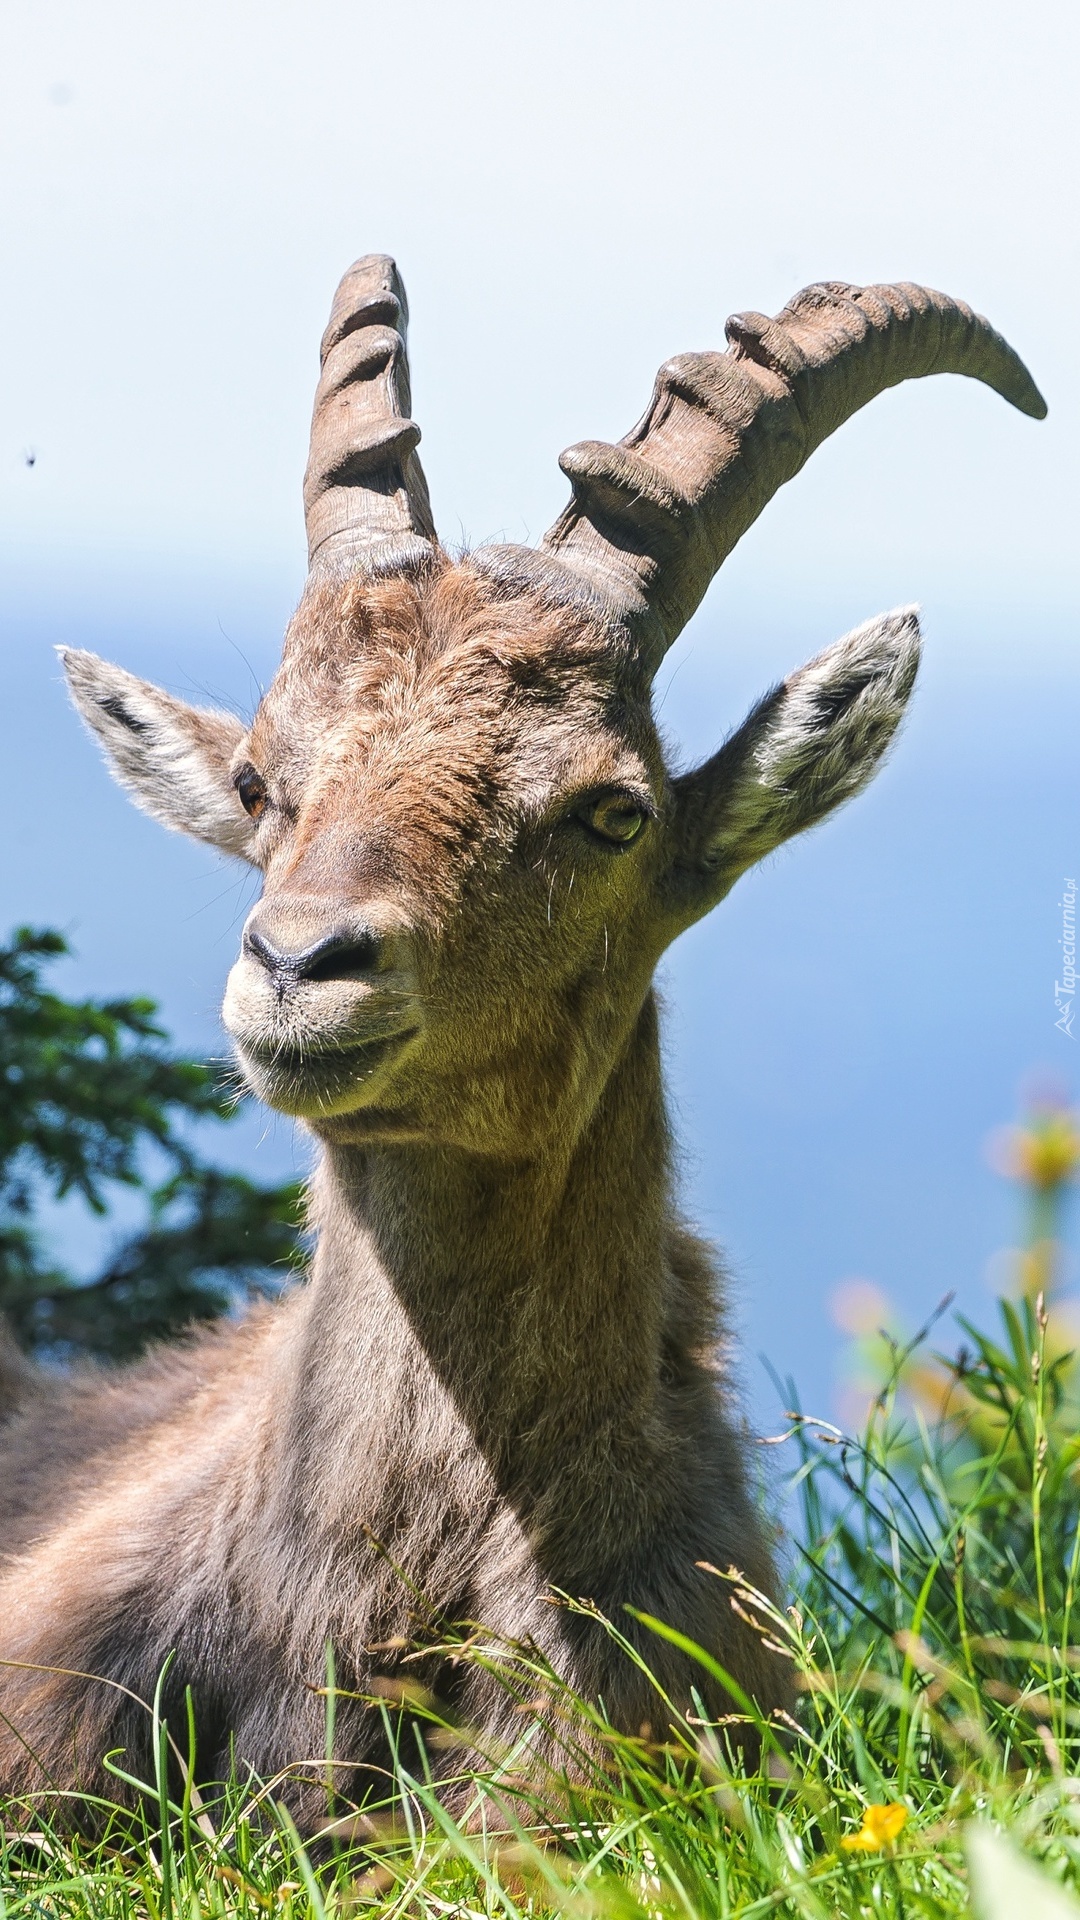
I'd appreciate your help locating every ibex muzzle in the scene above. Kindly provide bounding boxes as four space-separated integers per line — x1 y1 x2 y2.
1 255 1044 1812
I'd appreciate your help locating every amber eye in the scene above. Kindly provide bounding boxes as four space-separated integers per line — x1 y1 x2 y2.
580 792 648 846
234 766 268 820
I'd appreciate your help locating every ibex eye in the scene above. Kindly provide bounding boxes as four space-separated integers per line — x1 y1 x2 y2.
235 767 268 820
582 793 648 846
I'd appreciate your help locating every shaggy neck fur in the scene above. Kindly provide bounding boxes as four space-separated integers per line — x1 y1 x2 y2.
271 994 698 1590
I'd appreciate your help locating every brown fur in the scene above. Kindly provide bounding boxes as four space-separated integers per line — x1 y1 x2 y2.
1 558 922 1811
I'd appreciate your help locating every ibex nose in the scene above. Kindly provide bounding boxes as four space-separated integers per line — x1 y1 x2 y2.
244 918 384 990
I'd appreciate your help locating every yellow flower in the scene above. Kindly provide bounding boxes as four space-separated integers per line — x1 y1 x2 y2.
991 1110 1080 1193
841 1803 908 1852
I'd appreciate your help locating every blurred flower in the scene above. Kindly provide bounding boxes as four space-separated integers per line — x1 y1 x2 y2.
830 1279 892 1338
987 1105 1080 1193
984 1247 1026 1295
828 1091 1080 1494
831 1280 905 1427
841 1802 908 1853
901 1361 959 1422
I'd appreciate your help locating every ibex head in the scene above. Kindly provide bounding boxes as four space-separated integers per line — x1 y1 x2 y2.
63 259 1044 1154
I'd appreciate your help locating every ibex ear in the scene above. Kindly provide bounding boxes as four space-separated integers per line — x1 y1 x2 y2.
60 649 256 860
671 608 920 913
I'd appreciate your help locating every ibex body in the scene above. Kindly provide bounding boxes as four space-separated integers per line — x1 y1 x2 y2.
0 262 1044 1806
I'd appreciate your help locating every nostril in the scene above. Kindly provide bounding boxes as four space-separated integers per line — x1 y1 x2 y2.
302 932 381 983
244 924 292 977
243 922 382 986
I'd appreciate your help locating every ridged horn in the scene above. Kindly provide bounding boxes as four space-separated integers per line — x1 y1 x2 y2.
303 255 437 578
474 281 1045 671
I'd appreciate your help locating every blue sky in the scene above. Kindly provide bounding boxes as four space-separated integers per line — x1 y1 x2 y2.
1 0 1077 1421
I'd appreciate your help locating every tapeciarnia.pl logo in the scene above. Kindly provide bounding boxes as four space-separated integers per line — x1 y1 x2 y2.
1056 877 1077 1038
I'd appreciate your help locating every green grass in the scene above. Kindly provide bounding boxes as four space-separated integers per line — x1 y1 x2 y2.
3 1105 1079 1918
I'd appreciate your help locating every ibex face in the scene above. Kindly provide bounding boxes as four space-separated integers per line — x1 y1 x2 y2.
217 573 673 1151
63 260 1044 1153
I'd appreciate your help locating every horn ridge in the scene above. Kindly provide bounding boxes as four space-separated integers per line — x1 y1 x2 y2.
474 278 1046 669
303 254 437 579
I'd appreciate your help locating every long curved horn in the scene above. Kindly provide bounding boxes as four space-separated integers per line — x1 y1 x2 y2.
473 281 1045 670
303 255 437 579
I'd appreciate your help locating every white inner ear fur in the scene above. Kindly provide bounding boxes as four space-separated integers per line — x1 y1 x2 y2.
755 605 921 803
60 648 255 860
694 606 922 885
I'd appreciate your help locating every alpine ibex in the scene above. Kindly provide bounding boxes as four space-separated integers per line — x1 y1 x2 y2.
0 261 1044 1807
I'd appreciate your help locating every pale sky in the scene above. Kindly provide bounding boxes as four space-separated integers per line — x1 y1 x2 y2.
1 0 1077 1418
1 0 1075 607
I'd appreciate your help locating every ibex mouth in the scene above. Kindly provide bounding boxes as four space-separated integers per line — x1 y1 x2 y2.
236 1026 420 1116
